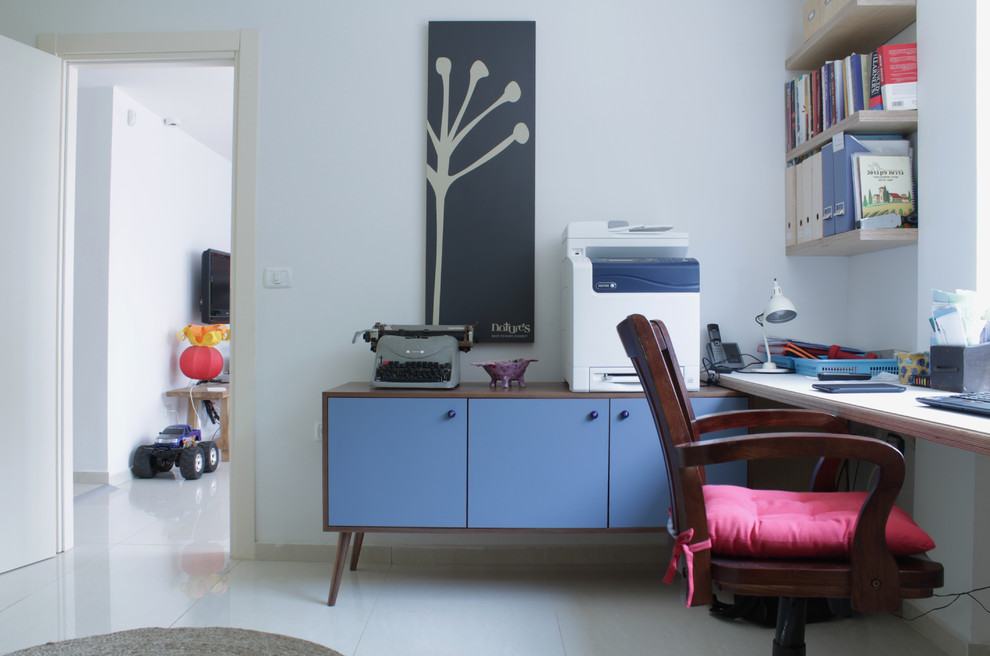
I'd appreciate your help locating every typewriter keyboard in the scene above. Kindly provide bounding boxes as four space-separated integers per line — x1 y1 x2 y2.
375 360 453 384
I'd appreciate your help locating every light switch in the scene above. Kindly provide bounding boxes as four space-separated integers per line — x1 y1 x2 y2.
263 267 292 289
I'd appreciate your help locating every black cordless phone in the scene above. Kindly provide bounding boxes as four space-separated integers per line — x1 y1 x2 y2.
706 323 744 372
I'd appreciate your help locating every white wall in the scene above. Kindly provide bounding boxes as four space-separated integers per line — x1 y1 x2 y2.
0 0 886 538
73 85 231 481
1 0 972 553
73 87 113 476
844 22 919 354
910 0 990 647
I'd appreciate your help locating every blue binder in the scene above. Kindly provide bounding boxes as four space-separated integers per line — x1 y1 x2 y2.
832 134 912 233
821 143 835 236
832 134 873 234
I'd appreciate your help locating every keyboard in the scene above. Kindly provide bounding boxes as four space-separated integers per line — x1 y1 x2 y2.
375 360 453 385
917 391 990 417
369 334 461 389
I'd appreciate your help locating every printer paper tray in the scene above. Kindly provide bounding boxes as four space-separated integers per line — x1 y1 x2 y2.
588 367 644 392
584 366 698 392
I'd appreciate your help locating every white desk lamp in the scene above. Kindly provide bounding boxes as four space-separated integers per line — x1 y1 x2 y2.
751 278 797 373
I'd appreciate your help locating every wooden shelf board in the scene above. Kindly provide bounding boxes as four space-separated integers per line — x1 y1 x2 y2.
786 109 917 161
786 0 917 71
786 227 918 256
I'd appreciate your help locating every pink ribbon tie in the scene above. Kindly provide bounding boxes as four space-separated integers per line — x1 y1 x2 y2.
664 529 712 606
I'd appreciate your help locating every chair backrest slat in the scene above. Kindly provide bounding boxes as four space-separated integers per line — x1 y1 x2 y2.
617 314 705 536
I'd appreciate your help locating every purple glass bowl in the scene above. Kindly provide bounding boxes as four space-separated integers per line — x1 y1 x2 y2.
472 358 538 388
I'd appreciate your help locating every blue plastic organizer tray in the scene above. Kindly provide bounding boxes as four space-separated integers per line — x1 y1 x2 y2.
791 357 898 377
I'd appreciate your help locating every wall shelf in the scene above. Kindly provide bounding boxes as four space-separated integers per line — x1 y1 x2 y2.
784 0 916 257
786 227 917 256
786 0 917 71
786 109 917 162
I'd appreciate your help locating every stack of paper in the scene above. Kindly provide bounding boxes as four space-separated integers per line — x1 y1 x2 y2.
931 289 989 346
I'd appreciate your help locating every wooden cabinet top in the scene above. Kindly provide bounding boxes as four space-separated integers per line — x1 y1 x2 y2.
324 381 740 400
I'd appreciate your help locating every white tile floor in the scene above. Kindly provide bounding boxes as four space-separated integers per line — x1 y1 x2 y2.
0 467 951 656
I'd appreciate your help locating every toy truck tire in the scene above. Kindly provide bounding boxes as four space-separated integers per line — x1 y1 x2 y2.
179 445 205 480
132 445 157 479
201 441 220 473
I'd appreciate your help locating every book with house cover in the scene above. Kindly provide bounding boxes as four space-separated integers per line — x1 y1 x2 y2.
855 154 914 224
877 43 918 110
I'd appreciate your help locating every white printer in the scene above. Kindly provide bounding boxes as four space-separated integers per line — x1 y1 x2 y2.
562 221 700 392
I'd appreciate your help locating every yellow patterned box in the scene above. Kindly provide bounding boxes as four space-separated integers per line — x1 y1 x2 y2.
895 352 930 386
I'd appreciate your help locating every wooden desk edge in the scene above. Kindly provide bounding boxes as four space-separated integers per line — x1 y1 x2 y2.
716 375 990 457
323 380 741 400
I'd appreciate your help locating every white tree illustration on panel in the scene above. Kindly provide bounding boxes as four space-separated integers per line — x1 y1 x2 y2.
426 57 530 325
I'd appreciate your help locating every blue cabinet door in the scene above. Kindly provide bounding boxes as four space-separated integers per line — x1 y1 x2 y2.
608 397 748 528
468 398 609 528
327 397 467 527
608 399 669 528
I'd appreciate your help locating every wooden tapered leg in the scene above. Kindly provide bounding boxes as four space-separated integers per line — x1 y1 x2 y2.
328 532 352 606
349 532 364 571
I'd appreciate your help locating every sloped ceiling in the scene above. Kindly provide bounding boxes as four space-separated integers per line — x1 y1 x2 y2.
78 63 234 161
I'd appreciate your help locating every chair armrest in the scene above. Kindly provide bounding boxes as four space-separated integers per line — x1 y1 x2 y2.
676 431 900 473
692 409 848 436
677 432 906 612
693 411 850 492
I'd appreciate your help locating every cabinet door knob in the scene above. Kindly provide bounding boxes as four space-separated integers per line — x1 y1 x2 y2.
588 410 599 420
447 410 456 419
619 410 630 419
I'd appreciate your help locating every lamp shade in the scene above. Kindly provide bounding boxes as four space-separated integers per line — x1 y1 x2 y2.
764 279 797 324
750 278 797 374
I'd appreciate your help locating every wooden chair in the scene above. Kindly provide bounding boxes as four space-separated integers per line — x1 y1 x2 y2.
616 314 943 656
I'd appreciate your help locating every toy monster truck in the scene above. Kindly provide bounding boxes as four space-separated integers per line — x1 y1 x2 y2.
132 424 220 480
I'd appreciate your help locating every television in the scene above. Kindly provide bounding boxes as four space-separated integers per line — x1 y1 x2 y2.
200 249 231 324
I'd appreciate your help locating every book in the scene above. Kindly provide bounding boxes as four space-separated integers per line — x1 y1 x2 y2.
877 43 918 110
860 54 872 111
853 154 915 227
785 80 794 152
822 61 833 130
798 74 809 143
833 59 845 122
812 68 821 136
848 53 865 113
868 50 883 110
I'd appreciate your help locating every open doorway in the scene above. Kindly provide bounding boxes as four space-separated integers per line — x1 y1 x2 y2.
71 62 234 491
42 31 260 559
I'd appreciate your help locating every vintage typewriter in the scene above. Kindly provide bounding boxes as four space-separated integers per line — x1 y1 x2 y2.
353 323 474 389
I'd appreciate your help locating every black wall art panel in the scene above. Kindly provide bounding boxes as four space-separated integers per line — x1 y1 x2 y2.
426 21 535 343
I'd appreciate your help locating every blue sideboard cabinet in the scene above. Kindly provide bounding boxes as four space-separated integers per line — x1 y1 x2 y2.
327 397 468 527
322 382 746 605
468 398 609 528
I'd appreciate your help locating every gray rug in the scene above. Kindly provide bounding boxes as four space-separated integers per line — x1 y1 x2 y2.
5 627 346 656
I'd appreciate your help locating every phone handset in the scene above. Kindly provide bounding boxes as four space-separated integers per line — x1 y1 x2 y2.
707 323 728 364
706 323 744 372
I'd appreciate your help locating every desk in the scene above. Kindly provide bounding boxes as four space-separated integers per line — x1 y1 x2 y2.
718 372 990 651
717 372 990 456
165 383 230 461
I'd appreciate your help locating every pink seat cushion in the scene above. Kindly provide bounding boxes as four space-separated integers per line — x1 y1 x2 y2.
703 484 935 558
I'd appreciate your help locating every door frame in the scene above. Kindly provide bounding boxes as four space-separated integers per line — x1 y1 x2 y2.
39 30 258 559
